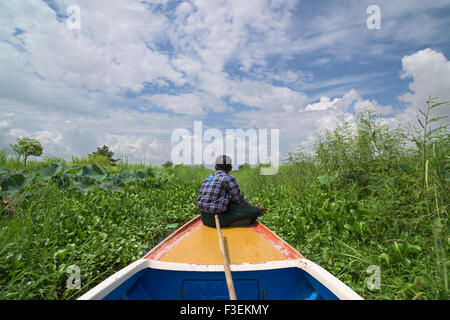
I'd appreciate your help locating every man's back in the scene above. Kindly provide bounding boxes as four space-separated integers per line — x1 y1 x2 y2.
197 170 245 214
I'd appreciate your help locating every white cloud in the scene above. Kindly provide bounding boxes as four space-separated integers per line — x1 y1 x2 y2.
148 93 231 115
0 120 9 129
165 0 298 90
231 87 396 160
398 48 450 123
305 89 392 115
268 70 313 85
0 0 184 116
104 134 163 164
0 98 193 163
1 0 449 166
175 2 194 18
230 106 355 160
229 80 307 112
288 0 450 60
35 130 63 145
35 130 71 158
305 97 336 111
354 99 394 115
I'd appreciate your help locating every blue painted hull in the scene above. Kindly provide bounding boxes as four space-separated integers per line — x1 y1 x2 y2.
103 267 339 300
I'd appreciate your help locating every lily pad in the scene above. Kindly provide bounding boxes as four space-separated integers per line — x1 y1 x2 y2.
78 165 106 182
0 173 31 196
112 170 136 184
56 174 71 190
38 163 63 180
99 178 123 192
74 177 96 194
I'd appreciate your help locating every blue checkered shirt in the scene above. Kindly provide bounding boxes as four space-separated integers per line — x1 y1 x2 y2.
197 170 245 213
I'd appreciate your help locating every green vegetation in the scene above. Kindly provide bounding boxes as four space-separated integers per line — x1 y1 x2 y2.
10 137 43 165
0 98 448 300
162 161 174 168
88 145 120 166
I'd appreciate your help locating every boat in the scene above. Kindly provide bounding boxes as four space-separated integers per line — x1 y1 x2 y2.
78 216 363 300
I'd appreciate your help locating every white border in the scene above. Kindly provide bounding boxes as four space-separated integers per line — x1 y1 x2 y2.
78 258 363 300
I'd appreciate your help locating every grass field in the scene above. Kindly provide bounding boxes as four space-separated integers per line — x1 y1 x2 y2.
0 100 448 300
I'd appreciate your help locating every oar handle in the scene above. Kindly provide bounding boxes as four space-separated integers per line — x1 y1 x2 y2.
215 214 237 300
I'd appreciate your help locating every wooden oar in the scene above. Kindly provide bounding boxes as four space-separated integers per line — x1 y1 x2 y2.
214 214 237 300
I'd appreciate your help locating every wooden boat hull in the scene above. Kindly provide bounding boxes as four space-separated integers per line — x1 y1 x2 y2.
78 216 362 300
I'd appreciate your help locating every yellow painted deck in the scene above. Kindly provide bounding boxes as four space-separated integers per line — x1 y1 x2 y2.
159 224 287 265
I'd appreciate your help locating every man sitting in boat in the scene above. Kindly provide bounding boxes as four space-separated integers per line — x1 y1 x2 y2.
197 155 265 228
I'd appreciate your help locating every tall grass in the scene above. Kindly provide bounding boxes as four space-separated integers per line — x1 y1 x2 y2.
233 98 449 299
115 153 152 171
69 155 104 167
0 150 44 172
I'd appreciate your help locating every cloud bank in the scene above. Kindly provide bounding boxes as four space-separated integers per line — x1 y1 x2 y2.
0 1 449 164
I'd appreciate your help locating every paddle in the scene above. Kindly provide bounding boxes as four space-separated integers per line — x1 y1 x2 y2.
214 214 237 300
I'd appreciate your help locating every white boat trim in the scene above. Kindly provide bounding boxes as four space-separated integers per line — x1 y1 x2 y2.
78 259 149 300
78 258 363 300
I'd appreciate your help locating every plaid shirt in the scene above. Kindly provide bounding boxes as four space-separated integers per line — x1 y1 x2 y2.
197 170 245 213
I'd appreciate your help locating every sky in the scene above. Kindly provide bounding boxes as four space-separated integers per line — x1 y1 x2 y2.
1 0 449 166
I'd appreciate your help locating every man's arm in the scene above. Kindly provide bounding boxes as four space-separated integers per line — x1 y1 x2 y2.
224 175 245 204
225 176 266 214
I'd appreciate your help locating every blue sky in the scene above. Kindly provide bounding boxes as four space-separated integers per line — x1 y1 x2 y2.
1 0 449 165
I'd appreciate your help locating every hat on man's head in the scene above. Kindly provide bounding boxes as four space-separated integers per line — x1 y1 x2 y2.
215 155 232 166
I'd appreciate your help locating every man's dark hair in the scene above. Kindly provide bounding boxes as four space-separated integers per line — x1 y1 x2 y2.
215 155 232 172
